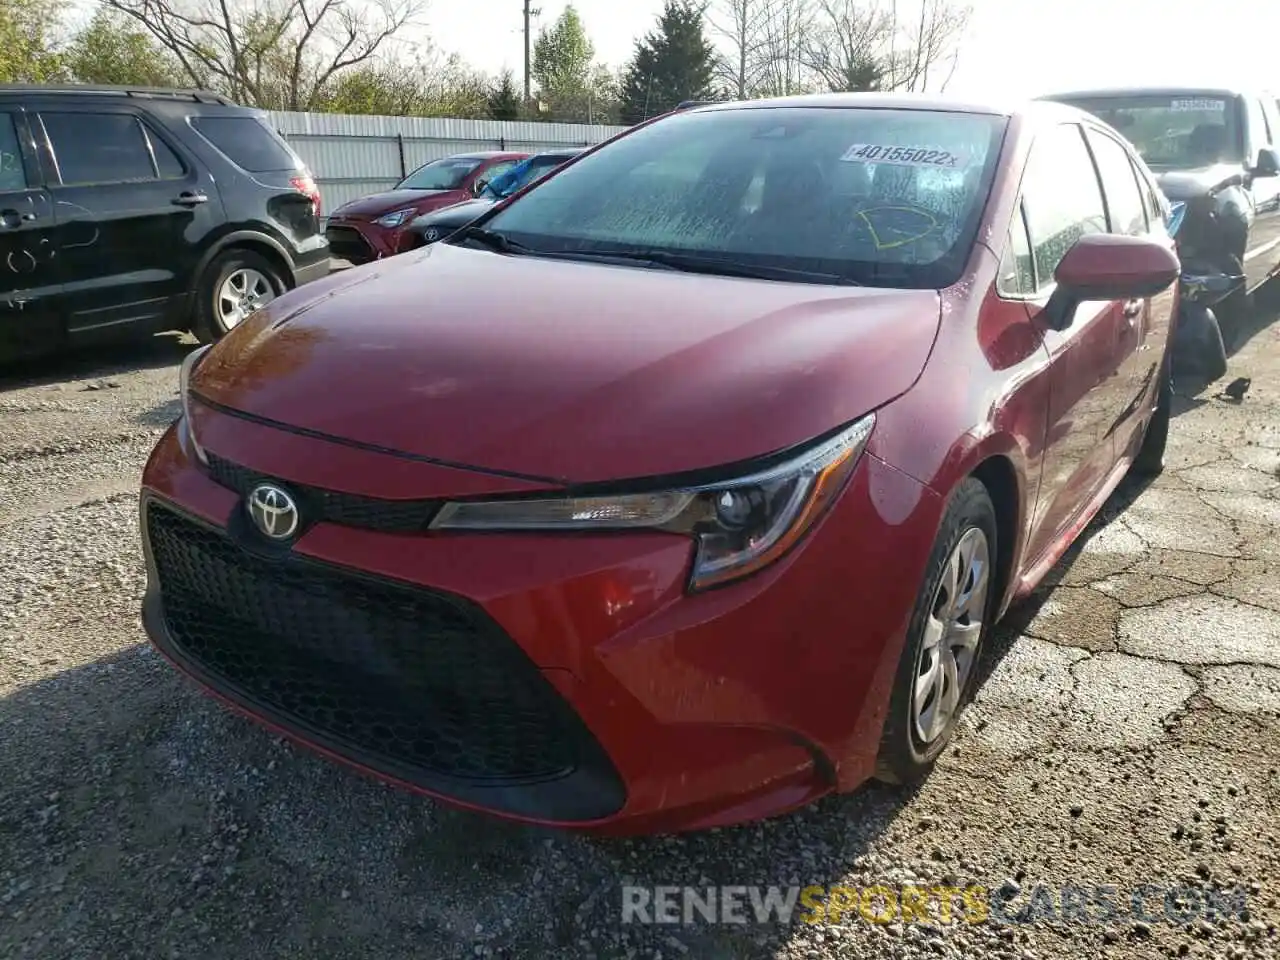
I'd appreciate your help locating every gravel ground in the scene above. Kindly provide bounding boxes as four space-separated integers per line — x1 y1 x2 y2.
2 305 1280 960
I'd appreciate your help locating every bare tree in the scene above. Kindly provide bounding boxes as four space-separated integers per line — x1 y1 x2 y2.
706 0 768 99
883 0 969 93
801 0 892 92
756 0 813 96
100 0 423 111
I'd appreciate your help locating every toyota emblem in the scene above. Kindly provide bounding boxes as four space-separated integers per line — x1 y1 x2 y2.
246 483 300 540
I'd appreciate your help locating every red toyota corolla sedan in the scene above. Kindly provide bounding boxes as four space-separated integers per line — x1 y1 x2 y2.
140 94 1180 835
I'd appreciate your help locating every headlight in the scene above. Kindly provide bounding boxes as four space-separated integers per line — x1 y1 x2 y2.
430 414 875 590
375 207 418 228
179 344 213 465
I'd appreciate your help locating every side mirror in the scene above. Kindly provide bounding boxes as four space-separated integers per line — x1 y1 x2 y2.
1043 233 1180 331
1253 147 1280 178
472 179 489 197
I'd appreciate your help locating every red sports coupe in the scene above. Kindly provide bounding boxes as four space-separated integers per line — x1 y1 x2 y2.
140 94 1180 835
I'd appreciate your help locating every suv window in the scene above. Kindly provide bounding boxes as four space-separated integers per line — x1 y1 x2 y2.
1022 124 1108 291
1088 130 1147 236
0 114 27 191
1245 97 1269 159
1263 97 1280 145
146 127 186 179
192 116 299 173
42 112 159 185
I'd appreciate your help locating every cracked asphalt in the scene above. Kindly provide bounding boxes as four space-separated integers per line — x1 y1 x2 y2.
0 305 1278 960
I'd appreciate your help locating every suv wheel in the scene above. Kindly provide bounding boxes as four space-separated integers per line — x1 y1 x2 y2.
194 249 285 344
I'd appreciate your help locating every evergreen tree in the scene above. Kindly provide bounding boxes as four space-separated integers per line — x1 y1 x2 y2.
620 0 716 124
488 69 522 120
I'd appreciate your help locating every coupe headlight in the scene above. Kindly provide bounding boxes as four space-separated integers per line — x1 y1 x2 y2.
179 343 212 465
376 207 418 228
430 414 875 590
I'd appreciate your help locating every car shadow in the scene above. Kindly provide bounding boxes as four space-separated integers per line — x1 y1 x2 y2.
969 469 1154 695
1226 288 1280 357
0 332 196 394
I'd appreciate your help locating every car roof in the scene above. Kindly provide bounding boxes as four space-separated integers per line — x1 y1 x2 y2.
531 148 586 159
1040 86 1247 101
0 83 233 104
683 91 1020 117
452 151 527 160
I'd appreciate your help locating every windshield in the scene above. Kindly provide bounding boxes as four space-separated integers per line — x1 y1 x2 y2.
1056 94 1244 169
480 107 1006 288
485 156 574 198
398 157 483 191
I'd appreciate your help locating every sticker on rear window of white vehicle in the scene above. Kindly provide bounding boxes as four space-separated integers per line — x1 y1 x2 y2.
839 144 969 168
1171 98 1226 111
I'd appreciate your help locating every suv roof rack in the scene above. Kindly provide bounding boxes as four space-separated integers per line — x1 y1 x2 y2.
0 83 232 105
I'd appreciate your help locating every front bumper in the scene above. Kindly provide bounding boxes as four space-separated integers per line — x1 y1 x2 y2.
139 411 942 834
323 218 398 264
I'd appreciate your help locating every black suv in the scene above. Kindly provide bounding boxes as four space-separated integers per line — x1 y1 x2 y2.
0 84 329 362
1040 87 1280 335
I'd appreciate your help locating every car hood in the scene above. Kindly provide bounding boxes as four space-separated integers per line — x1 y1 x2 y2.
193 244 942 484
330 189 458 219
412 198 496 230
1153 163 1244 202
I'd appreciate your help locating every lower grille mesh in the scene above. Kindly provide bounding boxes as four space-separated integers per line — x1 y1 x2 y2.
146 501 607 787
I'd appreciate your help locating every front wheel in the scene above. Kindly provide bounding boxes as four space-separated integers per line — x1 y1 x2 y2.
1171 302 1228 383
875 479 997 785
193 250 284 344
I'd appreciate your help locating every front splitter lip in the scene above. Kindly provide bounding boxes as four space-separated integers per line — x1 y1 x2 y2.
136 492 627 828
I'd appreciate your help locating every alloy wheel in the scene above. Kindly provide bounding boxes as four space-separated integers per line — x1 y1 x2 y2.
912 527 990 745
216 268 275 330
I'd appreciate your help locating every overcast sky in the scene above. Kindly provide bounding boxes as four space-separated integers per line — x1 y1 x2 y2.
424 0 1278 100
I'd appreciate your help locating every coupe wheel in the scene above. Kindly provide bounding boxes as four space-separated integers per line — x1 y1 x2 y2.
876 478 997 784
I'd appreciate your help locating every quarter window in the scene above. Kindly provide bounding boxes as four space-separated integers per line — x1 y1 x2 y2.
997 203 1036 297
42 112 158 185
1088 131 1148 236
1020 124 1108 291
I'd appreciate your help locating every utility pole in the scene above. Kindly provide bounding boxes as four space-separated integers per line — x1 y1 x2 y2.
522 0 536 106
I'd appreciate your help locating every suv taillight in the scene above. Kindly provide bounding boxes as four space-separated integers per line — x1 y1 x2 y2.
291 174 321 216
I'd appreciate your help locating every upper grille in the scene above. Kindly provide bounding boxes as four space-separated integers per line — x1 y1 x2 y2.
205 452 440 533
145 500 624 817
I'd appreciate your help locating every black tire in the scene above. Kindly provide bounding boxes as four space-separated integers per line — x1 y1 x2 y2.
1172 303 1228 383
193 249 285 345
1132 363 1171 478
875 478 998 785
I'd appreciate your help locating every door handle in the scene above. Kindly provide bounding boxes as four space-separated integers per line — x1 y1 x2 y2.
172 191 208 207
0 208 36 228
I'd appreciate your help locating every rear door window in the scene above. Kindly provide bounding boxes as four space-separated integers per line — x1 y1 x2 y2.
191 116 300 172
41 112 157 185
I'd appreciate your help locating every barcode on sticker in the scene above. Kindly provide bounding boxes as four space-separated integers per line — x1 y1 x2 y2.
840 144 968 168
1171 98 1225 112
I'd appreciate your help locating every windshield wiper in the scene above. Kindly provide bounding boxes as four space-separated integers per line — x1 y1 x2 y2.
546 249 860 285
453 226 532 255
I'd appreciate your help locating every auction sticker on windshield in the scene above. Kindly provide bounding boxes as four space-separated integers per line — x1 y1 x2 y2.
840 144 969 168
1171 98 1226 111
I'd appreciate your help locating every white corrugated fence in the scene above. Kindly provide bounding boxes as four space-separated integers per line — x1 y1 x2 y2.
267 110 630 214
